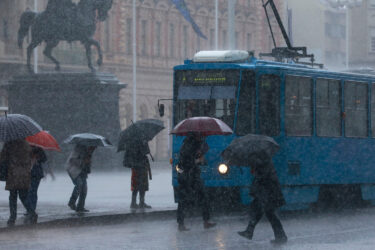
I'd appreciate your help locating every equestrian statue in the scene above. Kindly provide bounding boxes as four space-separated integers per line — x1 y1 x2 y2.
18 0 113 73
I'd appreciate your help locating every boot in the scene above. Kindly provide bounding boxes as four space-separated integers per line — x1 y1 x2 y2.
238 226 255 240
178 223 190 231
68 202 76 211
270 235 287 244
203 221 216 229
7 218 15 227
24 212 38 225
139 202 152 209
76 208 89 213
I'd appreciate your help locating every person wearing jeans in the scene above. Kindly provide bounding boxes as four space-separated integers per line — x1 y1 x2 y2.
66 144 96 212
26 146 47 212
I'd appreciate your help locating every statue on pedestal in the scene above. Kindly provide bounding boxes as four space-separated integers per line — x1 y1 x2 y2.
18 0 113 73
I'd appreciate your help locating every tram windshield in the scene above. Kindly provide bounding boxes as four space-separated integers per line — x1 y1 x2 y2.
174 70 240 128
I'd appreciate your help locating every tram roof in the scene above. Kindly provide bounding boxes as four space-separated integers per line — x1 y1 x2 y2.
174 51 375 82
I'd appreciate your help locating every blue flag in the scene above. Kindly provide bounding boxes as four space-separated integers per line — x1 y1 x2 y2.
170 0 207 39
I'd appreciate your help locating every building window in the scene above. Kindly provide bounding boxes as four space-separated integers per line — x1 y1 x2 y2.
259 75 280 136
371 37 375 52
222 30 227 49
126 18 132 55
235 31 239 49
247 33 252 50
285 75 313 136
155 22 161 57
169 23 175 57
141 20 147 56
183 25 188 58
2 19 8 40
196 36 201 53
210 29 214 49
316 78 341 137
345 81 368 138
104 18 111 52
371 0 375 7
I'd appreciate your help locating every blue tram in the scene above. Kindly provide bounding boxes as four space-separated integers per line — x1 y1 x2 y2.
169 50 375 210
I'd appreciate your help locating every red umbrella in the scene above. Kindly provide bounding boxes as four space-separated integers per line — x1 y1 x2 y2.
171 117 233 136
26 131 61 151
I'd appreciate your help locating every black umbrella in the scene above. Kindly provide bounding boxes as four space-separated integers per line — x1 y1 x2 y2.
117 119 165 152
0 114 42 142
221 134 280 166
64 133 113 147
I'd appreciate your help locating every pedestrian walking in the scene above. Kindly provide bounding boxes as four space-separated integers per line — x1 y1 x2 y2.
176 132 216 231
0 139 38 226
124 140 152 209
238 151 287 244
25 146 48 213
66 144 96 212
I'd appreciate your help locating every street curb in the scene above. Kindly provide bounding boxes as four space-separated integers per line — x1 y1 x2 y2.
0 209 177 233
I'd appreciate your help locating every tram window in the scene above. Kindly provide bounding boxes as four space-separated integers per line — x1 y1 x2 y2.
371 83 375 137
316 79 341 137
259 75 280 136
236 71 256 135
285 75 313 136
345 81 368 138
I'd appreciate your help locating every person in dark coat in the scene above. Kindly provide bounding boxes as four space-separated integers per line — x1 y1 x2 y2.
238 151 287 244
176 132 216 231
25 146 47 213
66 144 96 212
0 139 37 226
124 140 152 209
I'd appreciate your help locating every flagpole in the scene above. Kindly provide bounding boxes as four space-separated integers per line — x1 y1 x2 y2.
34 0 38 73
215 0 218 50
132 0 137 122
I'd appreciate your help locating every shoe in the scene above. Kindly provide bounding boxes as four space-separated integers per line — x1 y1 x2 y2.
24 213 38 225
238 230 253 240
76 208 89 213
68 202 76 211
139 203 152 209
7 218 15 227
178 224 190 231
270 236 288 244
130 203 139 209
203 221 216 229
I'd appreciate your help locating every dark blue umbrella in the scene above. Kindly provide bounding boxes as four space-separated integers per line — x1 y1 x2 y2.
0 114 42 142
64 133 113 147
117 119 165 152
221 134 280 166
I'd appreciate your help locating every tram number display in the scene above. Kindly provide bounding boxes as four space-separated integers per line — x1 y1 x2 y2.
176 70 239 86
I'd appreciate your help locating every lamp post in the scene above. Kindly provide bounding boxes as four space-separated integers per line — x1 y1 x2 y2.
132 0 137 122
34 0 38 73
215 0 218 50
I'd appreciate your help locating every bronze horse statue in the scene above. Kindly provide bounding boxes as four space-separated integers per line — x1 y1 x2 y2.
18 0 113 73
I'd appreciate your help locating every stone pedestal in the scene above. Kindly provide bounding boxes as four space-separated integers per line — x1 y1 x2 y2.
6 72 126 169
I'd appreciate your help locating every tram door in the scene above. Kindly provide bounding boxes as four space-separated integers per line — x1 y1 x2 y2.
258 75 281 136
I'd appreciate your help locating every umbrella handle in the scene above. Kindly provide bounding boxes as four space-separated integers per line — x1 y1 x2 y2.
149 153 154 162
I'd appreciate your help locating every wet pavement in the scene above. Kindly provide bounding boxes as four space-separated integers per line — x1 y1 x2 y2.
1 207 375 249
0 162 176 228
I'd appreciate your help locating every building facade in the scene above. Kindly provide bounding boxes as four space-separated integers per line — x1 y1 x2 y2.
348 0 375 69
0 0 284 160
284 0 347 69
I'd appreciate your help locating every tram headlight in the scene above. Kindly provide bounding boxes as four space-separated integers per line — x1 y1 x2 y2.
218 163 229 175
175 164 184 174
